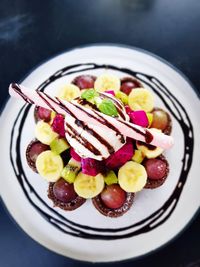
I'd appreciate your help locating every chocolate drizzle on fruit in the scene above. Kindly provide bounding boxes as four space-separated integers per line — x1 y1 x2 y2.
10 62 194 240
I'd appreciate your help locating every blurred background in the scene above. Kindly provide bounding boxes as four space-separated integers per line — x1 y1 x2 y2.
0 0 199 266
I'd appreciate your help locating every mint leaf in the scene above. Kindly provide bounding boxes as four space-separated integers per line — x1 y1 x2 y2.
81 89 99 101
98 99 118 117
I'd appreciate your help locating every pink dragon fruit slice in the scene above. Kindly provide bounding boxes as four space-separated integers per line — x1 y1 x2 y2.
81 158 104 176
105 139 134 169
129 110 149 127
125 105 132 116
105 90 115 96
51 114 65 137
70 147 81 162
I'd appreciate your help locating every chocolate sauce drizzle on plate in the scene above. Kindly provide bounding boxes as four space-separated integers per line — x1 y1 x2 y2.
10 63 194 240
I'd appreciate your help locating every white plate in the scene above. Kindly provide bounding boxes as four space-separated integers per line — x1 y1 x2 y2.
0 45 199 263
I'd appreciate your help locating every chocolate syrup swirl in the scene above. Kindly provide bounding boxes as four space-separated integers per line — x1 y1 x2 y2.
10 63 194 240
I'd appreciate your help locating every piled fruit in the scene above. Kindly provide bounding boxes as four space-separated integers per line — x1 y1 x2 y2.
26 73 172 217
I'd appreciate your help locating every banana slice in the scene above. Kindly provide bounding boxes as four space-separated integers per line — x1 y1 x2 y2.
35 121 58 145
36 150 63 182
57 83 81 101
128 88 154 112
136 142 163 159
136 128 164 158
118 161 147 192
74 172 105 198
94 73 120 93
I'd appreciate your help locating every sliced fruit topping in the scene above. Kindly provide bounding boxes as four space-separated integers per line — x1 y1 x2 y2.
129 110 149 127
34 106 52 123
136 141 163 159
104 170 118 185
115 91 128 105
50 138 69 155
35 121 58 145
105 90 115 96
120 77 143 95
81 158 104 176
146 112 153 127
128 88 154 112
26 140 49 172
94 73 120 93
53 178 77 203
144 155 169 189
48 182 86 211
136 129 164 158
118 161 147 192
92 192 134 217
100 184 126 209
36 150 63 182
151 108 172 135
57 83 80 101
51 114 65 137
144 158 167 180
74 172 104 198
132 149 145 164
70 147 81 162
61 158 81 183
105 140 134 169
72 75 96 89
125 105 132 116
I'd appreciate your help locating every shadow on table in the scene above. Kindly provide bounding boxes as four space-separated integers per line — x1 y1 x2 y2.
120 0 156 10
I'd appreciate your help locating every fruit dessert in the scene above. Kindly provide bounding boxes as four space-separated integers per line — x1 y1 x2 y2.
9 73 173 218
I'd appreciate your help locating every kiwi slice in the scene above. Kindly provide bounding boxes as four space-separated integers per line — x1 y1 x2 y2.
61 158 81 183
104 170 118 185
50 138 69 155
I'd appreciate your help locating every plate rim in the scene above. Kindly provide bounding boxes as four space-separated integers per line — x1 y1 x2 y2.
0 43 199 263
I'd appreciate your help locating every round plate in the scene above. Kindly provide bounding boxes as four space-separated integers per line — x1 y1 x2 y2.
0 45 199 262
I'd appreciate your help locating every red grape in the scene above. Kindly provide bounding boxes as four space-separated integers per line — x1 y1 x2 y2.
72 75 96 89
121 77 142 95
151 109 168 131
100 184 126 209
144 158 167 180
34 106 51 122
53 178 77 203
26 140 49 171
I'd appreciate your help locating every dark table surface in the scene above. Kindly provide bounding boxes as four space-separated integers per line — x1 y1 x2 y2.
0 0 200 266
